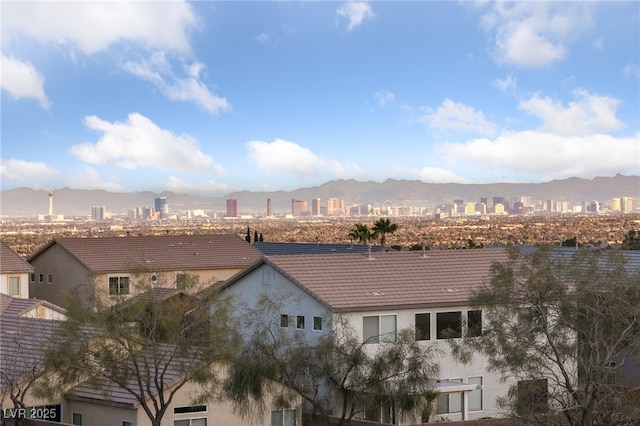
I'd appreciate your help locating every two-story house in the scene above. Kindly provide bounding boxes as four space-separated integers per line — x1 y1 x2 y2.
1 240 34 299
27 234 263 308
219 248 514 424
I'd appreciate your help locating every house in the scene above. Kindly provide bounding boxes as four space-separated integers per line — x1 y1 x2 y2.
1 240 34 299
27 235 263 308
219 248 514 423
0 293 66 320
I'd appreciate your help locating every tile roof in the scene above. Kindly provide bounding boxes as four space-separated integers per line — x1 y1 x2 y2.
0 314 61 387
234 248 512 312
1 240 33 273
0 293 65 317
254 241 386 256
29 234 263 273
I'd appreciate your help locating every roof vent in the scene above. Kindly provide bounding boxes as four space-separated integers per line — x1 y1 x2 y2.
444 288 459 293
368 291 385 296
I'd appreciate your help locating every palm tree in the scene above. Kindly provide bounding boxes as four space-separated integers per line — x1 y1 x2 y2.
372 218 398 247
348 223 376 245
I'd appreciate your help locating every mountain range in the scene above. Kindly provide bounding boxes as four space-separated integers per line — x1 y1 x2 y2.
1 175 638 218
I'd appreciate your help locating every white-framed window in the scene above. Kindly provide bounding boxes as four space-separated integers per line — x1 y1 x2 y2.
468 376 483 411
313 316 323 331
363 314 397 344
280 314 293 328
467 310 482 337
436 378 463 414
271 408 296 426
122 422 134 426
296 315 305 329
8 276 20 296
72 413 83 426
415 312 431 341
436 311 462 339
174 419 206 426
108 276 130 296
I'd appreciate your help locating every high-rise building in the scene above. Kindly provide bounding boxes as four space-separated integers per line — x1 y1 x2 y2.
226 198 238 217
267 198 272 217
292 199 308 216
92 206 106 220
326 198 344 216
154 197 168 219
621 197 633 212
311 198 321 216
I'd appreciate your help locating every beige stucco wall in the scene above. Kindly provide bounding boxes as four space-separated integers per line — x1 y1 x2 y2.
0 272 30 299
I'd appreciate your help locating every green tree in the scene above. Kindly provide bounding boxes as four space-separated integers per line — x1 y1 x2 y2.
621 229 640 250
40 271 240 426
348 223 376 246
450 247 640 426
224 292 439 426
372 218 398 247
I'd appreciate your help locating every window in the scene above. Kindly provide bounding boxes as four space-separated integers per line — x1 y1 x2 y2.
8 276 20 296
363 315 397 344
123 422 134 426
296 315 305 329
271 409 296 426
176 273 187 290
468 376 483 411
280 314 292 328
109 276 130 296
174 406 206 414
415 313 431 340
436 378 462 415
36 306 46 319
518 306 548 333
72 413 83 426
48 274 53 284
436 311 462 339
30 273 35 282
39 274 44 283
174 420 206 426
467 310 482 337
313 316 323 331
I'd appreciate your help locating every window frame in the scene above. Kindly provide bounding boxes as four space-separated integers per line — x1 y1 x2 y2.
415 312 431 341
8 275 20 296
270 408 297 426
296 315 305 329
363 314 397 344
468 376 483 412
47 274 53 284
313 316 323 331
72 413 83 426
436 378 463 415
467 310 482 337
108 275 131 296
436 311 462 339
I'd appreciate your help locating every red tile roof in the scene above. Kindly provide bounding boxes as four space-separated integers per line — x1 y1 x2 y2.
1 240 33 273
256 248 510 312
29 234 263 273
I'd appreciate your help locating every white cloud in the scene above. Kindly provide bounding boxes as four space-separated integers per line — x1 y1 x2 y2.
2 1 198 54
0 158 59 181
439 131 640 180
374 90 395 106
491 75 517 94
519 89 624 136
481 2 593 67
336 2 375 31
67 166 128 192
122 52 230 114
0 53 51 109
245 138 353 179
163 176 232 196
623 63 640 79
410 167 471 184
70 113 224 174
424 99 498 136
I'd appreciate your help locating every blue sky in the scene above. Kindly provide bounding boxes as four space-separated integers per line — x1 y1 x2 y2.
1 1 639 196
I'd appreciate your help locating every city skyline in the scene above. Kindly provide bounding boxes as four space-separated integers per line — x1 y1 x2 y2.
1 2 639 196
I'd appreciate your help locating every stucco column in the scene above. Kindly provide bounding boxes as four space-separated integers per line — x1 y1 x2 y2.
462 391 469 421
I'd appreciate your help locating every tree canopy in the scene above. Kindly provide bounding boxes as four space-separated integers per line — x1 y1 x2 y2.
223 292 439 426
40 271 240 426
372 218 398 247
450 247 640 426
